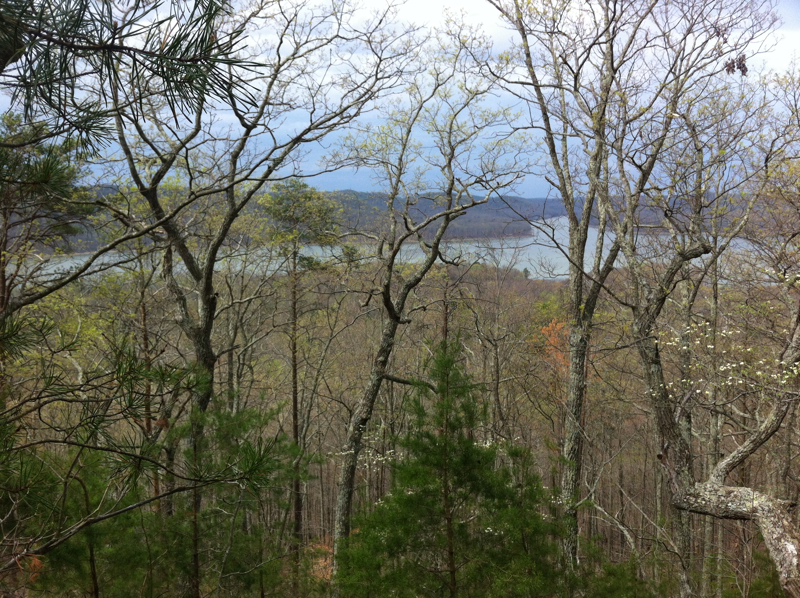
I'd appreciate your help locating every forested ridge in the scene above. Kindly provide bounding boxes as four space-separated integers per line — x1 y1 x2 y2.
1 0 800 596
65 190 549 253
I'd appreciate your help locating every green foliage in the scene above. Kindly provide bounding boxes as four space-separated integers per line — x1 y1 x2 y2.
0 113 90 254
261 180 341 256
0 314 52 361
721 548 787 598
1 0 251 150
11 397 295 597
0 114 75 195
0 302 296 596
338 341 654 598
338 341 560 597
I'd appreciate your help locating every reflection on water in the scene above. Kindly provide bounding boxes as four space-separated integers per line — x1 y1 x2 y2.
42 218 613 281
435 217 610 279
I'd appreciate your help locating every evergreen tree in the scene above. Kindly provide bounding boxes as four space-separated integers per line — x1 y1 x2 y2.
261 179 341 587
0 0 249 150
338 341 654 598
338 341 564 597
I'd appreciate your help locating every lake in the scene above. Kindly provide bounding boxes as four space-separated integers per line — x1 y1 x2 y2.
37 217 609 281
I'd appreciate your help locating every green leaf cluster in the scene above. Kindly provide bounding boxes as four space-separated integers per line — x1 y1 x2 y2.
260 180 341 256
338 341 654 597
338 342 559 597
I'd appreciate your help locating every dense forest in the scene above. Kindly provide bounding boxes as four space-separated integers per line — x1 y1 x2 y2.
67 189 550 252
1 0 800 596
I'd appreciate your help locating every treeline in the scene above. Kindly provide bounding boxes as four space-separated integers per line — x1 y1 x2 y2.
334 190 561 240
65 189 551 254
3 246 794 597
2 0 800 596
2 258 645 596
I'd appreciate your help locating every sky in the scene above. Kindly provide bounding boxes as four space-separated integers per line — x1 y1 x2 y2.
393 0 800 69
774 0 800 65
2 0 797 197
310 0 800 197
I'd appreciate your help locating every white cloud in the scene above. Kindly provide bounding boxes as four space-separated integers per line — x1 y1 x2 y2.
770 0 800 72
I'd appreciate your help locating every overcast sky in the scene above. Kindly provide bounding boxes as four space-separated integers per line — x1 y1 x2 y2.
3 0 795 197
774 0 800 68
311 0 800 196
394 0 800 69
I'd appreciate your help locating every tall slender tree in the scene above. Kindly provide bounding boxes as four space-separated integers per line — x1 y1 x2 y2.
328 23 529 587
261 179 340 586
486 0 777 571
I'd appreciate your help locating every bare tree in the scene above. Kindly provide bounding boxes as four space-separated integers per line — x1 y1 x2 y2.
485 0 777 569
0 0 414 588
326 26 529 587
603 62 798 595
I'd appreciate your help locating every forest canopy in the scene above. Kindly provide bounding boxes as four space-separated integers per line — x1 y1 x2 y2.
1 0 800 597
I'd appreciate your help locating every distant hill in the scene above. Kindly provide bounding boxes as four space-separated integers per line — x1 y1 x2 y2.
330 190 565 240
69 184 754 256
67 186 566 254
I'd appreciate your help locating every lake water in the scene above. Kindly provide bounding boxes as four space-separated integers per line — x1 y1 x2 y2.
40 217 608 281
435 217 608 279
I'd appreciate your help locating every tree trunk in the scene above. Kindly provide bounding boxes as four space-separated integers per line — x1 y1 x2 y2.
561 327 589 565
443 465 458 598
675 484 800 597
332 318 399 583
629 245 800 598
290 250 303 590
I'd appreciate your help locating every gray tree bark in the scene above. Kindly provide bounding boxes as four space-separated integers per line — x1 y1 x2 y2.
628 242 800 597
675 484 800 597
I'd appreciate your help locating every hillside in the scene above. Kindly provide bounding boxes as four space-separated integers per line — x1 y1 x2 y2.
71 187 559 253
332 190 564 239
